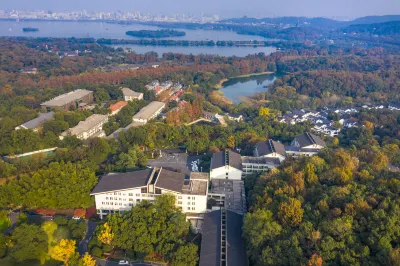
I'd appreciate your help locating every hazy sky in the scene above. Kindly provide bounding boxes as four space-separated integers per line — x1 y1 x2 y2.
2 0 400 19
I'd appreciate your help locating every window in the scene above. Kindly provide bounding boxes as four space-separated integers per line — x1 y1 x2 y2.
109 197 113 200
137 199 141 202
136 194 140 197
178 196 182 199
128 193 133 196
192 202 196 205
192 207 195 210
178 201 182 205
129 198 133 202
129 203 133 206
106 197 109 200
187 196 190 199
118 193 121 195
110 202 113 205
192 197 195 200
119 203 122 206
114 193 117 195
119 198 122 201
187 207 190 210
141 188 147 193
155 188 161 194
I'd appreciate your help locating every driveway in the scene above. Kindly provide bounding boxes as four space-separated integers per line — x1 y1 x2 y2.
79 221 98 255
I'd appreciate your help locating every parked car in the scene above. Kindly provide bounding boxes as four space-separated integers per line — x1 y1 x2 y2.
118 261 130 265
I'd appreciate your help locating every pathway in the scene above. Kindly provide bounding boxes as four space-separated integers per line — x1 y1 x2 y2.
78 221 98 255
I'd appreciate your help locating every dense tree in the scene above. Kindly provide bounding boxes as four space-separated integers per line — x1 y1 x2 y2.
51 239 76 265
0 162 98 209
10 224 48 263
244 149 400 266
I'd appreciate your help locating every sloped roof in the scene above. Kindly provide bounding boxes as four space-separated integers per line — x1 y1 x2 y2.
211 150 242 171
121 88 143 98
19 112 55 129
295 132 327 148
133 101 165 121
41 89 92 107
90 169 152 195
255 139 286 157
155 168 186 193
69 114 108 136
109 101 127 112
199 210 248 266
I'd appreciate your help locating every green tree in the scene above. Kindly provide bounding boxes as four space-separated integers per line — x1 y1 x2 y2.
10 224 48 263
171 243 198 266
277 198 304 226
94 88 110 103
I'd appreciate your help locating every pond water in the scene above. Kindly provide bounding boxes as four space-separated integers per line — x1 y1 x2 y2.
220 73 277 103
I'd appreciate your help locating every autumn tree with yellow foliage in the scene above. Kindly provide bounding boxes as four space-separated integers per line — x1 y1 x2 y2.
80 252 96 266
98 222 114 245
51 239 76 265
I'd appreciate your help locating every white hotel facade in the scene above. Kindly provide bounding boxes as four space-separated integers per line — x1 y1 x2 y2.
91 168 208 219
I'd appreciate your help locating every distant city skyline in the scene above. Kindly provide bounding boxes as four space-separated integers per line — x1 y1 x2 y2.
2 0 400 19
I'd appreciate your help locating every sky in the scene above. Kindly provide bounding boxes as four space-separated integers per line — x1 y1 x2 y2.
2 0 400 19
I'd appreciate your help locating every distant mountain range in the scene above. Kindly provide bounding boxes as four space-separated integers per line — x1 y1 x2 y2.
220 15 400 30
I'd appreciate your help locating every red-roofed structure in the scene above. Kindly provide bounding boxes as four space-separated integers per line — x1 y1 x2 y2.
109 101 128 115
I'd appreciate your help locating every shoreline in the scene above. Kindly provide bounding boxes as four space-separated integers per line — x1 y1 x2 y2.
214 71 275 89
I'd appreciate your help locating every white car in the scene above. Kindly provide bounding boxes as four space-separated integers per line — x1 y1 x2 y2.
118 260 130 265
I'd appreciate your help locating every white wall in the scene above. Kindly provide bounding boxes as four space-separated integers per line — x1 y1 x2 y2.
93 187 207 219
210 166 242 180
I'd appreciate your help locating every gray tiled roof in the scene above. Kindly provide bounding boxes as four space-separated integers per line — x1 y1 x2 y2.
199 210 248 266
121 87 143 98
19 112 55 129
41 89 92 107
155 169 186 193
69 114 108 136
295 132 327 148
211 150 242 171
90 169 152 195
255 139 286 157
133 101 165 121
199 210 221 266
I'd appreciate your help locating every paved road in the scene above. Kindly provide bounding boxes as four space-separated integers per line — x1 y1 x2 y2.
79 221 98 255
96 259 163 266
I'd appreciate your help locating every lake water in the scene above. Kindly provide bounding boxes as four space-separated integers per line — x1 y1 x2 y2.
0 20 277 56
112 44 276 57
0 20 267 41
220 74 277 103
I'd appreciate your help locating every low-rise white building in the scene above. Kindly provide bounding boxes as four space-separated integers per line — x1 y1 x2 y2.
285 132 327 157
121 88 144 101
254 139 286 162
60 114 108 140
90 168 209 219
210 150 243 180
132 101 165 123
241 156 281 176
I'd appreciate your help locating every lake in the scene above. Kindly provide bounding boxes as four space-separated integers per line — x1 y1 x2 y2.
0 20 276 57
220 73 277 103
0 20 268 41
112 44 276 57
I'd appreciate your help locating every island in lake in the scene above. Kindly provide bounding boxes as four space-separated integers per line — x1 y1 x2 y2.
125 29 186 38
22 27 39 32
